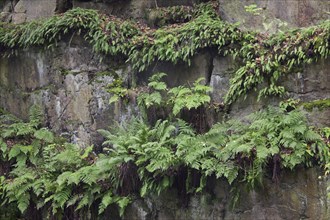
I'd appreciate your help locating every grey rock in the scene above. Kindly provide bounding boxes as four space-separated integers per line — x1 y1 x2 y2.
0 36 134 148
210 56 236 103
73 0 197 20
13 0 26 13
1 0 17 13
219 0 330 33
139 51 213 88
123 168 329 220
55 0 73 13
11 12 26 23
0 11 11 22
11 0 56 24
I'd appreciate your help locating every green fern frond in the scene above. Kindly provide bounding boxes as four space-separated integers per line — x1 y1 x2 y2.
34 128 54 143
17 194 30 213
98 191 114 214
28 105 43 127
53 187 72 209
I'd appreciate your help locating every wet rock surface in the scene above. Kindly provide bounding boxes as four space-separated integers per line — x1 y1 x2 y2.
124 167 329 220
219 0 330 33
0 0 73 23
0 0 329 219
0 41 329 218
73 0 198 20
0 36 134 148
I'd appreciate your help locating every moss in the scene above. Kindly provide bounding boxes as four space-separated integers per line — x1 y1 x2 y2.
0 107 5 115
95 70 116 77
59 68 71 76
302 99 330 112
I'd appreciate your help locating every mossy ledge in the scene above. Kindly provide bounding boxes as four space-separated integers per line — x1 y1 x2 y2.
302 99 330 112
0 1 329 105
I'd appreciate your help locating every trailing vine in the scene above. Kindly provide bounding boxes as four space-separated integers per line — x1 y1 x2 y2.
0 1 328 105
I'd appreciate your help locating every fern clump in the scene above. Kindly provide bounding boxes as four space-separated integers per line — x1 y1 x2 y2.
98 106 329 197
0 107 129 218
0 100 329 218
110 72 212 119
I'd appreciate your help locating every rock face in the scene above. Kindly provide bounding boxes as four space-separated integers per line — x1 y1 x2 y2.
124 168 329 220
139 51 213 88
3 0 328 26
0 36 136 148
72 0 198 20
0 0 205 23
0 42 329 219
232 59 330 123
0 0 72 23
219 0 330 32
0 0 330 219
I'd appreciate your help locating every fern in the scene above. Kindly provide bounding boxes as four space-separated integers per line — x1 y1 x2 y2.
17 194 30 213
34 128 54 143
52 187 72 211
168 78 212 116
1 102 329 218
28 105 43 128
131 73 212 116
98 191 114 214
137 73 167 109
116 196 131 217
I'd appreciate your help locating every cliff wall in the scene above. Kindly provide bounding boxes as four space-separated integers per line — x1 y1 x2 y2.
0 0 329 219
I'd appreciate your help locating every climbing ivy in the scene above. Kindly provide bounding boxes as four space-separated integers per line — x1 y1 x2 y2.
0 8 141 57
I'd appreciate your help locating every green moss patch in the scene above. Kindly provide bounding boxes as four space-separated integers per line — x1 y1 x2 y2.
302 99 330 111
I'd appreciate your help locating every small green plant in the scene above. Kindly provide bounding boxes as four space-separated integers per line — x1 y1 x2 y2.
302 99 330 112
116 73 213 117
107 78 129 104
244 4 262 15
168 78 212 116
279 98 300 111
321 127 330 140
137 72 168 108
